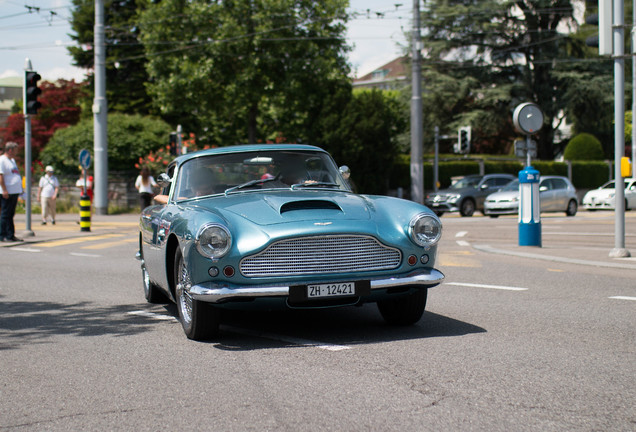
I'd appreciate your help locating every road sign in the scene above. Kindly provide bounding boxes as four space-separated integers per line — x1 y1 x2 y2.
514 139 537 158
79 149 91 169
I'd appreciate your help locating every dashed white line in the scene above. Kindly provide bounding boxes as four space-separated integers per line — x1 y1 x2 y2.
609 296 636 301
70 252 101 258
455 231 468 238
127 310 178 321
11 247 41 253
456 240 470 247
446 282 529 291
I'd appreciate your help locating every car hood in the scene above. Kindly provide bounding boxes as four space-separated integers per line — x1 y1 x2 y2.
584 189 614 200
188 190 372 225
486 190 518 201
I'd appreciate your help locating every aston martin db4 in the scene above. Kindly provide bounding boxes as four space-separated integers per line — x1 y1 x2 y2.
138 144 444 340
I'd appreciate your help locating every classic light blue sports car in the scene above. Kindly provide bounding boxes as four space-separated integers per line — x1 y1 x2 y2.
138 144 444 340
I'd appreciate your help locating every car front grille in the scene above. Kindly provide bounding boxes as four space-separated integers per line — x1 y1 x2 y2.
239 235 402 277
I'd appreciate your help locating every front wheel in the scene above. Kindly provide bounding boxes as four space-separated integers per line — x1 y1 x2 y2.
459 199 475 217
377 289 427 325
566 199 578 216
174 248 220 341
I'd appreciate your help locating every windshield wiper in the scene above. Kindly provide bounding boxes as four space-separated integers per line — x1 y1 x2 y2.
291 181 340 190
224 173 280 195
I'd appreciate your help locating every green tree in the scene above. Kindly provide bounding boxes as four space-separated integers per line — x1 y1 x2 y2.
420 0 587 159
68 0 154 115
138 0 351 146
40 113 172 174
317 89 407 194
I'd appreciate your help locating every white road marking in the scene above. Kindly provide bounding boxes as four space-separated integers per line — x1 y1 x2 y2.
446 282 529 291
455 231 468 238
609 296 636 301
126 311 351 351
224 326 351 351
456 240 470 247
127 310 178 321
11 247 41 253
70 252 101 258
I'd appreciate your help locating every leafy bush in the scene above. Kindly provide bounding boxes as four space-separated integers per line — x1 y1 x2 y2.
563 133 605 161
40 113 173 175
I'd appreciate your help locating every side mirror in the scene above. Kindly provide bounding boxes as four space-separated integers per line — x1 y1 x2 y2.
539 186 548 192
157 173 172 187
339 165 351 180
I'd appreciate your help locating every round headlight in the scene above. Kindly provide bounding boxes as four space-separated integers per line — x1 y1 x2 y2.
409 213 442 247
196 223 232 259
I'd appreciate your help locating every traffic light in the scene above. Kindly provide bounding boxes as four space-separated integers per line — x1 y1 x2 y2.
24 71 42 115
169 132 178 155
458 126 471 154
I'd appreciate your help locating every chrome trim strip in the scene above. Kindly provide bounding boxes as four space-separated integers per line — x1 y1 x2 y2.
189 268 445 303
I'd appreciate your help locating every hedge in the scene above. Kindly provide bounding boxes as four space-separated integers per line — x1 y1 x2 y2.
389 158 612 191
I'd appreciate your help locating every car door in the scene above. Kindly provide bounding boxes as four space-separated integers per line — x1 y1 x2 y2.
539 178 555 211
550 178 569 211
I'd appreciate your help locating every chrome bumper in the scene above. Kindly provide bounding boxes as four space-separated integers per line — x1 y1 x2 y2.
189 268 445 303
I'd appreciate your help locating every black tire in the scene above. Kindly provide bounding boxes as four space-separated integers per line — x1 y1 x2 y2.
459 199 475 217
489 215 499 219
434 210 444 217
174 248 220 341
377 289 427 325
566 199 578 216
142 262 167 303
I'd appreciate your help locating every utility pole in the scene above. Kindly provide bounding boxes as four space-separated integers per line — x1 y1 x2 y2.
410 0 423 204
610 0 630 258
93 0 108 215
22 58 36 237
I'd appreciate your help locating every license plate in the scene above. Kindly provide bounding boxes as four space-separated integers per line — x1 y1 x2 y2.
307 282 355 298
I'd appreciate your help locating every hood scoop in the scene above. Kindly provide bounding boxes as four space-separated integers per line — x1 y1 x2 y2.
280 199 342 214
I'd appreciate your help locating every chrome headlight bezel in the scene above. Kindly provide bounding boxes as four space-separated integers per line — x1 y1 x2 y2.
196 223 232 260
409 213 442 247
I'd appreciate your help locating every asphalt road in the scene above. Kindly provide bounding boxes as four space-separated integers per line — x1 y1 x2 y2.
1 212 634 431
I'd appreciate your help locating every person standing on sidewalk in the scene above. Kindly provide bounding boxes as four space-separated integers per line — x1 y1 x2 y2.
0 142 24 242
135 166 158 209
37 165 60 225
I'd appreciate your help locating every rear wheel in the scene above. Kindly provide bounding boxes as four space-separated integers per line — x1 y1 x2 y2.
174 248 220 341
377 289 427 325
142 262 167 303
566 199 578 216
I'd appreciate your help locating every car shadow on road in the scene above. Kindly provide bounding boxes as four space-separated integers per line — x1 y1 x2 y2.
208 305 486 351
0 297 171 351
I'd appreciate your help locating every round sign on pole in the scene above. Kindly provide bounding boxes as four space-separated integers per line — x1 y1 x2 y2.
513 102 544 135
79 149 91 169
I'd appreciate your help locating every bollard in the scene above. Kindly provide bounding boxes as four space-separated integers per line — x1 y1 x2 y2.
79 194 91 232
518 166 541 247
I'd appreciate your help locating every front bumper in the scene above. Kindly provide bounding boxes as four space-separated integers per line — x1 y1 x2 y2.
189 268 445 303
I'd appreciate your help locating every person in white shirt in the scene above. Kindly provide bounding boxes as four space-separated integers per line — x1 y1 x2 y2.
37 165 60 225
0 142 24 242
135 166 158 209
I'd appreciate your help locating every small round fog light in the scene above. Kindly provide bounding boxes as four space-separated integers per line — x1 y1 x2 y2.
420 254 429 264
208 267 219 277
223 266 235 277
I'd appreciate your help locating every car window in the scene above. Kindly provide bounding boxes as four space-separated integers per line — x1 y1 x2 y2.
493 177 512 187
450 176 481 189
482 178 501 188
501 180 519 191
173 150 347 201
539 179 552 191
552 178 567 190
601 181 616 189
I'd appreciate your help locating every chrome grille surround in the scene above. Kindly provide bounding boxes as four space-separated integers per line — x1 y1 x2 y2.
240 235 402 277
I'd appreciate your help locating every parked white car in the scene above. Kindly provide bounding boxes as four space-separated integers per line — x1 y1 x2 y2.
582 178 636 211
484 176 578 217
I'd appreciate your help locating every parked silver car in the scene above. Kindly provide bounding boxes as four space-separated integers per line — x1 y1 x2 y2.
425 174 516 217
484 176 578 217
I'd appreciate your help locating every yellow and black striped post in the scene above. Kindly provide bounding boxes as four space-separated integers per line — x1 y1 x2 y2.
79 194 91 232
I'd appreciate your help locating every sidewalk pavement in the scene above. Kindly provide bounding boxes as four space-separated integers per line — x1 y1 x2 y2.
3 212 636 271
2 212 140 246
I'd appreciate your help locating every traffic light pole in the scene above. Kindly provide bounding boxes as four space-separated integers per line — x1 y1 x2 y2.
93 0 108 215
22 58 35 237
410 0 424 204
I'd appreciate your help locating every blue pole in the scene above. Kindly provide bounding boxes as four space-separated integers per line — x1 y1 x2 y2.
518 166 541 247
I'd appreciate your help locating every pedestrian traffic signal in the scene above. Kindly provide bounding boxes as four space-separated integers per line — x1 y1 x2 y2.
585 0 611 55
169 132 178 156
458 126 471 154
24 71 42 115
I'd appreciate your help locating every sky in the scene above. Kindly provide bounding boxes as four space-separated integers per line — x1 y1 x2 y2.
0 0 410 82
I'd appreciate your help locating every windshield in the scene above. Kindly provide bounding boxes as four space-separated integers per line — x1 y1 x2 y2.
172 149 348 201
501 180 520 192
449 176 481 190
